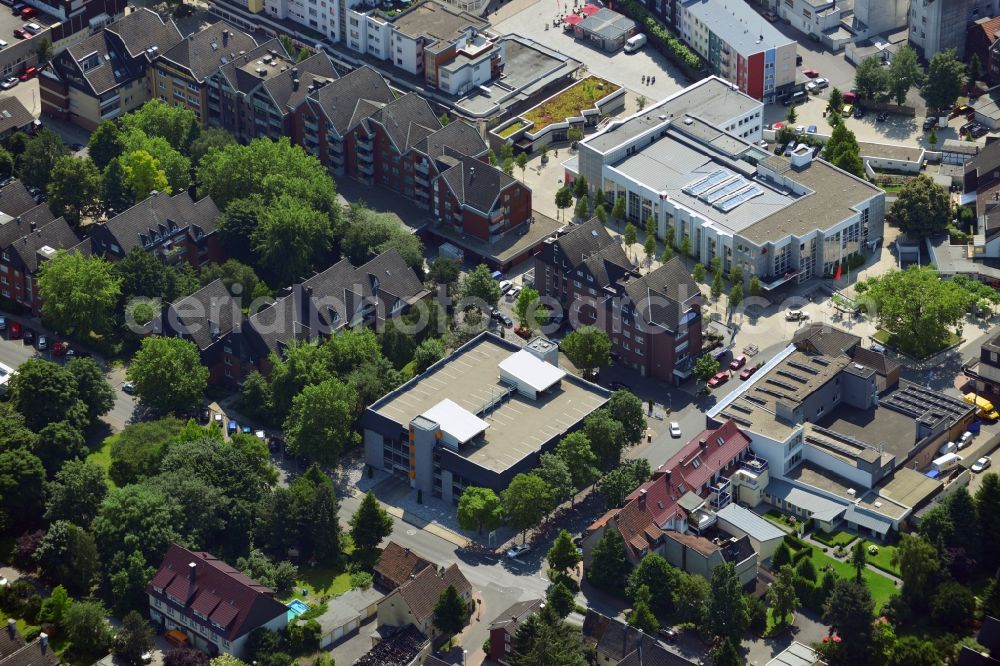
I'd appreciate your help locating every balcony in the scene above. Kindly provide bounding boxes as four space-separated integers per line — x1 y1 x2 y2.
415 160 430 174
710 491 732 510
414 171 429 186
327 139 344 154
708 478 731 496
356 146 374 162
741 456 768 474
358 162 374 176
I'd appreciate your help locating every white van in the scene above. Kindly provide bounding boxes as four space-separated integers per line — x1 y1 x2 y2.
931 452 963 473
624 33 646 53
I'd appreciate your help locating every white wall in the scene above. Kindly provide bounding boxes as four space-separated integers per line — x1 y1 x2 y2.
390 31 421 74
802 443 874 489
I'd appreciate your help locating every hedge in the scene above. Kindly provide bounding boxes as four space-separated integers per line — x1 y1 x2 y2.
615 0 702 73
783 534 809 551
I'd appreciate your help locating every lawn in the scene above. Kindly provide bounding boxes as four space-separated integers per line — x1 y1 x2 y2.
873 329 961 359
85 435 115 485
862 541 900 577
781 536 897 611
764 607 793 637
278 566 352 603
498 121 526 139
523 77 620 132
763 509 798 533
813 529 857 548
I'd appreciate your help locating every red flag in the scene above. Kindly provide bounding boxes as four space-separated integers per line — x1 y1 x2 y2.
834 263 842 281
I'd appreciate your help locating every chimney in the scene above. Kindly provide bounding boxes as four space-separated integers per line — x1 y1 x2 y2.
222 29 229 46
6 619 15 638
699 438 707 449
638 488 647 509
39 632 48 651
14 216 20 225
29 220 35 231
188 561 197 582
291 67 299 78
292 78 300 91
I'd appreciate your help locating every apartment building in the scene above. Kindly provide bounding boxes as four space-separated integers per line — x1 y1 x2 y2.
151 22 258 125
376 564 473 640
964 331 1000 396
572 77 885 290
42 8 183 129
147 544 289 658
533 219 702 384
205 39 339 142
362 333 610 503
0 181 78 315
910 0 972 59
675 0 796 102
87 190 222 269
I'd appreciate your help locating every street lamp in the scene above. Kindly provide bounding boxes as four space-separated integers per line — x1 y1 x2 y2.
463 649 468 665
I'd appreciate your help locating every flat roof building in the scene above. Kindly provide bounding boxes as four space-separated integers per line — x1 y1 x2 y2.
362 332 609 503
573 7 637 52
571 77 885 290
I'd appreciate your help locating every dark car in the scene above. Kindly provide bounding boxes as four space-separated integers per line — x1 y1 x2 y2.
923 117 938 130
972 124 989 138
269 437 284 453
199 407 211 423
608 381 629 391
853 106 865 119
22 328 33 344
657 627 678 643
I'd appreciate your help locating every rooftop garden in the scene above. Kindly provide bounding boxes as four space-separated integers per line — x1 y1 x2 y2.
523 77 620 133
497 120 527 139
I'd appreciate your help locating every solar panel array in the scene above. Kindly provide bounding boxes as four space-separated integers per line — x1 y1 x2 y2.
716 185 764 212
684 169 731 196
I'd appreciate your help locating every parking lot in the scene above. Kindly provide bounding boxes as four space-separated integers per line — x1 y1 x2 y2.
494 1 687 100
0 2 57 52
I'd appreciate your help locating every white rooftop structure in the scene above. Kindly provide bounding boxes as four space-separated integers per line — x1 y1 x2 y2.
498 349 567 397
422 398 489 446
715 504 785 542
767 641 822 666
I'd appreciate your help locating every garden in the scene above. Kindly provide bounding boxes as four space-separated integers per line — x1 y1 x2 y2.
522 77 620 133
779 534 897 611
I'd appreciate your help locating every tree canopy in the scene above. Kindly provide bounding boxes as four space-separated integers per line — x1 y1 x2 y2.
38 250 122 337
561 326 611 377
923 49 965 111
501 472 553 540
889 174 951 238
457 486 503 535
126 336 209 412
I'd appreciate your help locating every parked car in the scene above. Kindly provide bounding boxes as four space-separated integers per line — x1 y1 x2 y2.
11 2 24 14
853 106 865 119
805 81 817 94
658 627 678 643
22 22 39 34
973 456 992 473
8 321 20 339
199 407 211 423
802 68 819 78
972 124 989 138
506 544 530 559
0 76 16 89
958 431 974 449
794 125 804 135
53 340 70 356
740 365 758 380
12 28 28 39
807 125 817 134
669 421 682 438
730 354 747 370
842 103 854 117
19 6 35 18
870 341 886 353
707 371 730 388
0 316 6 331
18 65 36 80
122 381 136 394
36 334 47 351
785 308 809 321
763 10 778 21
22 328 33 343
608 381 629 391
813 77 829 90
499 280 513 294
923 117 938 130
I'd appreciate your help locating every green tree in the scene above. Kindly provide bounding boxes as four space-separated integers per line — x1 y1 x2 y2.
456 486 503 535
693 354 720 382
555 186 573 221
45 460 108 527
795 555 817 582
712 639 742 666
254 194 332 285
69 357 116 424
644 234 656 267
823 116 860 161
826 87 844 116
107 417 183 486
767 565 799 626
548 530 581 572
546 581 575 619
556 431 599 491
217 196 262 265
852 540 867 582
976 473 1000 569
119 149 170 200
561 326 611 377
113 611 154 666
121 99 200 154
102 157 134 214
189 128 236 170
930 581 975 631
584 409 625 470
729 282 744 314
513 287 547 330
508 610 592 666
854 55 889 101
0 450 45 532
127 337 208 412
674 571 711 625
624 222 637 247
887 45 923 106
109 550 156 616
428 256 461 287
923 49 965 111
887 635 942 666
785 105 797 124
823 579 875 664
0 146 13 180
17 129 69 190
413 338 446 373
35 36 52 63
63 601 113 658
199 259 262 307
863 266 972 358
707 562 749 643
679 234 692 258
349 491 393 554
587 527 629 591
889 174 951 238
7 358 85 431
38 250 121 336
433 584 468 638
693 262 706 282
574 193 590 221
750 275 761 296
608 390 646 445
572 175 588 200
34 520 99 595
342 203 423 272
626 552 678 616
458 263 501 310
40 585 70 625
536 453 574 507
93 484 181 568
502 473 553 541
47 156 103 227
627 584 659 635
284 378 359 465
516 152 528 181
88 121 125 170
612 196 626 225
598 459 651 509
711 270 723 301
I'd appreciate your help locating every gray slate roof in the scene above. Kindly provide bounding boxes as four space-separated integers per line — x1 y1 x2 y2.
439 154 517 214
307 65 394 135
622 256 700 331
555 217 632 269
365 92 441 152
10 217 78 273
106 8 184 60
168 280 238 351
263 51 339 113
101 191 220 255
0 98 33 135
414 120 487 161
792 323 861 357
159 21 258 83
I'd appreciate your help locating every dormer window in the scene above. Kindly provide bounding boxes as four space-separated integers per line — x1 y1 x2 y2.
717 436 725 446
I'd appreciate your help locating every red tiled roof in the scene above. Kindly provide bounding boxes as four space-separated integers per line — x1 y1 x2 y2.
146 544 288 641
649 420 751 498
391 564 473 624
374 541 433 590
977 16 1000 44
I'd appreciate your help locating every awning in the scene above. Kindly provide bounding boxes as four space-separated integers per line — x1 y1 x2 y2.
761 270 799 291
564 14 582 25
844 505 893 535
581 4 600 14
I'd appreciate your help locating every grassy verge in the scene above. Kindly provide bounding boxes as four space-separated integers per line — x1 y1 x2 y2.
813 530 857 548
872 329 960 359
278 566 352 603
862 541 900 577
764 608 793 637
85 435 115 486
763 509 798 532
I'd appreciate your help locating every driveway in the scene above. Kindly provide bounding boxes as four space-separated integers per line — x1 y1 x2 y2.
742 608 829 666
